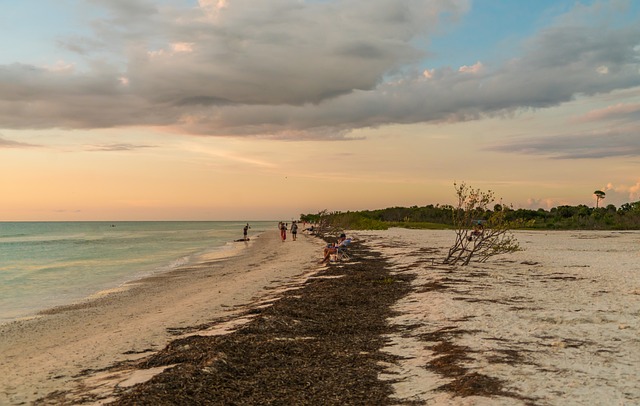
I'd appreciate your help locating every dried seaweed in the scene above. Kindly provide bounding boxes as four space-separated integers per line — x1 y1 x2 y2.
109 241 414 405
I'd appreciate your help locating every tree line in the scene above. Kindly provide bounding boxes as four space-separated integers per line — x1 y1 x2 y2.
301 200 640 231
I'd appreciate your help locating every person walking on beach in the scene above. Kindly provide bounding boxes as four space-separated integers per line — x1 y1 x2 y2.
291 221 298 241
243 223 250 241
280 222 287 241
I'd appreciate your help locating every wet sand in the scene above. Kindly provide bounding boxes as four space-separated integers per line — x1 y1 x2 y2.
0 230 324 405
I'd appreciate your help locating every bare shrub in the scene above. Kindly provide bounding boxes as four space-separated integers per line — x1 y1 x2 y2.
444 183 529 266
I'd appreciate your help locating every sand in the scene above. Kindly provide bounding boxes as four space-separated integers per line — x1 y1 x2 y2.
2 228 639 405
353 228 640 405
0 230 325 405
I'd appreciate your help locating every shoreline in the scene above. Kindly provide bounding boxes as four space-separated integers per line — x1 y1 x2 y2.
2 237 251 327
104 231 409 405
0 221 274 326
0 230 325 405
1 228 638 404
110 229 639 405
38 235 253 319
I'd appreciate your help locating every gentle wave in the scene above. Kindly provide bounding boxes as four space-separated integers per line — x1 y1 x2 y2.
0 221 273 325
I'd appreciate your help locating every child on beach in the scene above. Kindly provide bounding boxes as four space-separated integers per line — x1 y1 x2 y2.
280 222 287 241
291 221 298 241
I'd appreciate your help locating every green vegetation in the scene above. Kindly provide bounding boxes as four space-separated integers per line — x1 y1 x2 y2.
301 200 640 231
301 184 640 265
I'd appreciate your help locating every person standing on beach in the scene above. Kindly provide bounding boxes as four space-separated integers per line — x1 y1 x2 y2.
291 221 298 241
243 223 250 241
280 222 287 241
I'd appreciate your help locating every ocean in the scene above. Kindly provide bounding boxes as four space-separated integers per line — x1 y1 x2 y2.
0 221 273 325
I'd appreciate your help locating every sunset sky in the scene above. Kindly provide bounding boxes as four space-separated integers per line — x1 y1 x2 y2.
1 0 639 221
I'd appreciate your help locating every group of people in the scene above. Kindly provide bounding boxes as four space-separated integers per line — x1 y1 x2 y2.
278 221 298 241
241 222 350 264
241 221 301 242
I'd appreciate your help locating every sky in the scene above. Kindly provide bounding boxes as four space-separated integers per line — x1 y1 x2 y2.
1 0 639 221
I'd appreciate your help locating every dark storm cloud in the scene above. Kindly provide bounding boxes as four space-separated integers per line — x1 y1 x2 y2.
0 0 638 140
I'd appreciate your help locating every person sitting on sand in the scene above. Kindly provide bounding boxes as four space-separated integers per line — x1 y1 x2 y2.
320 233 350 263
468 222 484 241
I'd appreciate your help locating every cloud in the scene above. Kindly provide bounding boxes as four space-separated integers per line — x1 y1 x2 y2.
524 197 569 210
573 102 640 123
0 135 38 149
486 126 640 159
85 143 155 151
458 61 483 74
523 179 640 209
0 0 638 139
600 180 640 205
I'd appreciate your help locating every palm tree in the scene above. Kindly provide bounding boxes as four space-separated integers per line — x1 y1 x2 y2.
594 190 606 208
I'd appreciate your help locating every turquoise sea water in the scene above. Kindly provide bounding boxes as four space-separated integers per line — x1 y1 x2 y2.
0 221 273 325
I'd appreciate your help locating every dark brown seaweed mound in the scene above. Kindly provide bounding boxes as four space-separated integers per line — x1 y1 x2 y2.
109 241 414 405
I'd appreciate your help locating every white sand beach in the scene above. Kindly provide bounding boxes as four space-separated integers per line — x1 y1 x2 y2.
355 229 640 405
1 228 639 405
0 230 325 405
